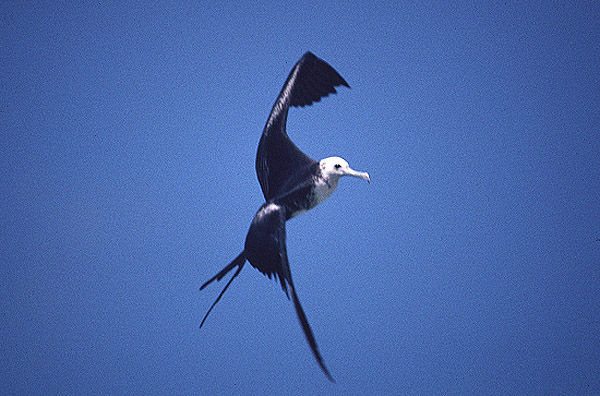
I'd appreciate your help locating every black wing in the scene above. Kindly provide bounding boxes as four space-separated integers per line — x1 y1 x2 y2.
256 52 350 201
244 203 335 382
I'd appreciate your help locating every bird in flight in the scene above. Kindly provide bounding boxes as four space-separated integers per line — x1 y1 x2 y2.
200 52 370 382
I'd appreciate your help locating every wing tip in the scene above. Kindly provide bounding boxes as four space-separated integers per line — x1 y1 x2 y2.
288 280 336 382
290 51 350 108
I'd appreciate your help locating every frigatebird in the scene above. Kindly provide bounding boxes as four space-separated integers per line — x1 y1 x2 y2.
200 52 370 382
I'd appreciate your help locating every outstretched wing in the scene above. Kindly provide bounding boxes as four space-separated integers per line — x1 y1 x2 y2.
244 203 335 382
256 52 350 200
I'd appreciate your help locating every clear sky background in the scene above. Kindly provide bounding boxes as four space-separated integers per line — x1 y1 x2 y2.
1 2 599 395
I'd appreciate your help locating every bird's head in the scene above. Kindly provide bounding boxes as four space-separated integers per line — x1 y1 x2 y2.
319 157 370 183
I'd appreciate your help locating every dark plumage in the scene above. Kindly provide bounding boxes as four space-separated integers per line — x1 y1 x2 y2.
200 52 369 382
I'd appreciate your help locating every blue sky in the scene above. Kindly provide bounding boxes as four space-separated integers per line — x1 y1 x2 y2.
1 1 599 395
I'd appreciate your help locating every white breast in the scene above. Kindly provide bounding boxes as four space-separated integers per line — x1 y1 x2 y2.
311 175 339 208
287 175 340 219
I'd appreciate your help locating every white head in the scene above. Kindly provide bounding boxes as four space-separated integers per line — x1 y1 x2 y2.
319 157 370 184
304 157 369 212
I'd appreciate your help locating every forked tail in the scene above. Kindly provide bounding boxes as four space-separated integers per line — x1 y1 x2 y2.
199 251 246 328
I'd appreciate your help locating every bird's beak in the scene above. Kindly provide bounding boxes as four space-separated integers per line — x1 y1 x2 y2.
344 167 370 183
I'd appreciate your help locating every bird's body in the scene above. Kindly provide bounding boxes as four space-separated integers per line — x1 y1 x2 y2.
200 52 369 382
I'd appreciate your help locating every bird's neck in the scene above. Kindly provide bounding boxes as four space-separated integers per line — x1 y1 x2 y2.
312 174 339 208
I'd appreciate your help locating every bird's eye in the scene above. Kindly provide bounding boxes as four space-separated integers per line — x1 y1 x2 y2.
334 164 341 169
